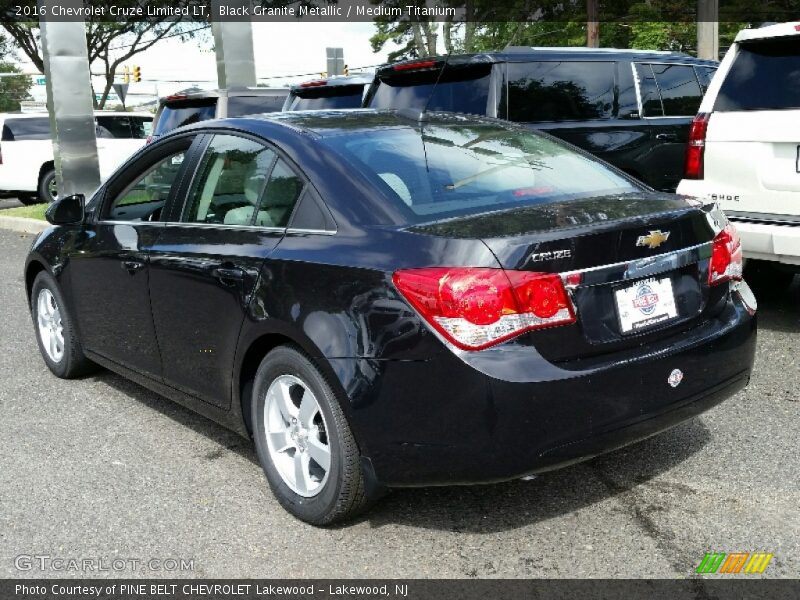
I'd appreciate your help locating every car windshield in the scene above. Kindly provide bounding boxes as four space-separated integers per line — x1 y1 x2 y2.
323 121 639 222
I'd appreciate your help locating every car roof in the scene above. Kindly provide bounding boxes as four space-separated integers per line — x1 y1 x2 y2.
379 49 718 72
735 21 800 43
289 74 373 92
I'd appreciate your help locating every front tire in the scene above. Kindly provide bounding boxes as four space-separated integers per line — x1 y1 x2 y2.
30 271 96 378
252 346 373 525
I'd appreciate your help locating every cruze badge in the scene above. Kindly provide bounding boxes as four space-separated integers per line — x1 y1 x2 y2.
529 249 572 263
668 369 684 388
636 230 671 249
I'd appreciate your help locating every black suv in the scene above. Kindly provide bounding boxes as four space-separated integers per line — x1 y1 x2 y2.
365 48 718 192
283 74 373 111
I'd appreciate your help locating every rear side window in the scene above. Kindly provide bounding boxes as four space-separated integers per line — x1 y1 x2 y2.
154 99 217 135
715 37 800 111
227 95 285 117
1 117 51 141
95 116 151 139
287 85 365 111
650 64 703 116
368 64 492 115
505 61 615 122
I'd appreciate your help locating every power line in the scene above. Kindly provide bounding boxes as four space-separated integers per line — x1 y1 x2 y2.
107 24 212 52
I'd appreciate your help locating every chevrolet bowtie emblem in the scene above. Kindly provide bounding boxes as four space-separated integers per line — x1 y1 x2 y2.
636 230 671 249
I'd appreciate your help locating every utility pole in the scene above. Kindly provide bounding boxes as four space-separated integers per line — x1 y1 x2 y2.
697 0 720 60
587 0 600 48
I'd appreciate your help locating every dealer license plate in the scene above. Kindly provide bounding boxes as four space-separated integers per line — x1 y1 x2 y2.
615 277 678 334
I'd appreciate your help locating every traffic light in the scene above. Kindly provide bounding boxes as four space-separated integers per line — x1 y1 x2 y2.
123 65 130 84
133 65 141 83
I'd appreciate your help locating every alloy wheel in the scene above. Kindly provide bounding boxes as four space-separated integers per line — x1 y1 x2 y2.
37 288 64 362
264 374 331 497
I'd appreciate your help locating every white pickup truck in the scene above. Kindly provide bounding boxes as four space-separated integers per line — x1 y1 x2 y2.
0 111 152 205
677 22 800 296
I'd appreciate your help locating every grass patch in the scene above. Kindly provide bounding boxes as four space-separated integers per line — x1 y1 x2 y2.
0 203 48 220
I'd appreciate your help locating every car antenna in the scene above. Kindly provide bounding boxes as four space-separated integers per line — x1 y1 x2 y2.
418 51 452 122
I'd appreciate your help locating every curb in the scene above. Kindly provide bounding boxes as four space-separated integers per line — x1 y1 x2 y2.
0 216 49 235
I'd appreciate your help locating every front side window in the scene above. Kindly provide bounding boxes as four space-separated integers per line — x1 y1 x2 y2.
506 61 615 122
324 122 638 223
715 37 800 111
106 150 187 221
183 135 276 225
650 64 703 116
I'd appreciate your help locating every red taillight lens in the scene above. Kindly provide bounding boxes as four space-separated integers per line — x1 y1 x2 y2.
393 268 575 350
300 80 328 88
393 60 439 71
709 224 743 286
684 113 710 179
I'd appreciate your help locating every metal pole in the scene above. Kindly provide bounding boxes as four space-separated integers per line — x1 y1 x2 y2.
697 0 720 60
211 0 256 88
38 0 101 200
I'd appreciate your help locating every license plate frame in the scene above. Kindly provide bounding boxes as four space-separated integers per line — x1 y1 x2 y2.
615 276 678 334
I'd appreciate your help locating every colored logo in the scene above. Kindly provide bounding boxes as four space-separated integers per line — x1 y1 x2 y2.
636 230 671 249
632 284 659 315
668 368 683 388
696 552 774 574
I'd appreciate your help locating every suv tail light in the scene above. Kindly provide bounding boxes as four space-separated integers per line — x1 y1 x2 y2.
709 224 743 286
300 80 328 88
393 267 575 350
684 113 710 179
393 60 439 72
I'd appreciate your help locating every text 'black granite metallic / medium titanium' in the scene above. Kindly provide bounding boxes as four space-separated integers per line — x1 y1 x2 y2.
25 110 757 525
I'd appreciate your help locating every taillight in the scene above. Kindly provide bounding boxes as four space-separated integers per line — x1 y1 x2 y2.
709 224 743 286
392 60 439 71
684 113 710 179
392 268 575 351
300 80 328 88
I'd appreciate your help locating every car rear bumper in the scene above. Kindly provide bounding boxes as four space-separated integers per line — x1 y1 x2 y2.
336 288 757 487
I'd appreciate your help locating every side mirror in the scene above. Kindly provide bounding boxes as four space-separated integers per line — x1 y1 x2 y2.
45 194 85 226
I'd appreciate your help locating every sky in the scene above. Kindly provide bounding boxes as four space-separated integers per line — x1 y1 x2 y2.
21 21 402 105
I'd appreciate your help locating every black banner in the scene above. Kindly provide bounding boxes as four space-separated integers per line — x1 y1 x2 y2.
3 580 800 600
1 0 799 23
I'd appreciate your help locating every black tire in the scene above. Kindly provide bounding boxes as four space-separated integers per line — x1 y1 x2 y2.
252 346 374 525
743 260 795 302
30 271 96 378
17 194 42 206
37 168 56 204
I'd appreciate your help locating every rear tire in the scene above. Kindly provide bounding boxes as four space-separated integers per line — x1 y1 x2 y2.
251 346 375 525
743 260 795 302
37 168 57 204
30 271 96 378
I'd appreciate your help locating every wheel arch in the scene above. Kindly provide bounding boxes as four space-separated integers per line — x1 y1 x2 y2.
24 259 48 304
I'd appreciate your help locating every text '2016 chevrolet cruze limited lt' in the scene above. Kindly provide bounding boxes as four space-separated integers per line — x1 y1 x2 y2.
26 110 757 524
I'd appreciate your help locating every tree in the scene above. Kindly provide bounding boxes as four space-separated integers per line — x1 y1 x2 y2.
0 33 32 112
1 0 208 109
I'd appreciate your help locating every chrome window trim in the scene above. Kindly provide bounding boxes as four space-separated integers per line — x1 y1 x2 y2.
561 241 713 289
95 219 335 235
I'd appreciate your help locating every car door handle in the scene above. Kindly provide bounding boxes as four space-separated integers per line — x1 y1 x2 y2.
655 133 679 141
211 266 245 284
121 260 144 273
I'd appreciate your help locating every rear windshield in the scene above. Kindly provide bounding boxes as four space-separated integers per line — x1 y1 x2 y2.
95 115 151 139
287 85 365 111
715 37 800 111
367 64 491 115
1 117 50 141
227 94 285 117
324 122 637 223
154 99 217 135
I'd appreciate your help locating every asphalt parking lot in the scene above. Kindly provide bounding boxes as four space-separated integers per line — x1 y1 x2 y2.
0 225 797 579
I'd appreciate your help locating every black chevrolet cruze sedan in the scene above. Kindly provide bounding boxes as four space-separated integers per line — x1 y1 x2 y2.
25 110 757 524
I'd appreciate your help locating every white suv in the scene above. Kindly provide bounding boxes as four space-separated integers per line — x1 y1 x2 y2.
0 111 152 205
677 22 800 294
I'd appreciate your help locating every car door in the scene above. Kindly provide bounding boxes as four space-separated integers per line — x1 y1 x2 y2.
148 132 306 408
68 134 198 378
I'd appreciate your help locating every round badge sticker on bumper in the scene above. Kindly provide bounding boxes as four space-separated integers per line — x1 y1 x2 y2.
668 368 684 388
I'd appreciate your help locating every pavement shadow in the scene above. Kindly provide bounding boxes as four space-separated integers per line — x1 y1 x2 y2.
96 370 259 466
360 418 712 533
751 278 800 334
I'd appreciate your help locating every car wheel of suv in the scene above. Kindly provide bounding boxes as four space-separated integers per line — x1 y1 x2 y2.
17 194 41 206
744 260 795 302
252 346 373 525
37 168 57 203
31 271 96 378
